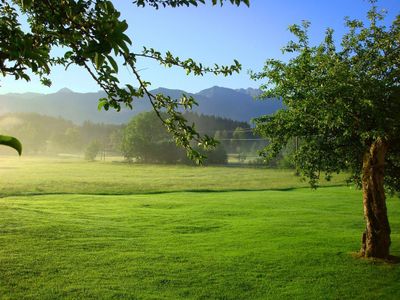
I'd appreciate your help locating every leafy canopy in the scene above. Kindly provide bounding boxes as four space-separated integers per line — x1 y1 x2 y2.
252 4 400 189
121 112 228 164
121 112 179 163
0 0 249 163
134 0 249 9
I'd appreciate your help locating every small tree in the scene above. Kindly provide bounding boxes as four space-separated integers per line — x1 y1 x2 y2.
252 5 399 259
122 112 183 163
232 127 247 153
84 140 101 161
122 112 229 164
202 145 228 165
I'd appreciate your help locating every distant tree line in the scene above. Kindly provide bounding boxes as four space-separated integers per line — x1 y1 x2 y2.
0 113 122 157
0 112 294 167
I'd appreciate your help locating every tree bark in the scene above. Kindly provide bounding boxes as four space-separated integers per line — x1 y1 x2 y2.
360 138 391 259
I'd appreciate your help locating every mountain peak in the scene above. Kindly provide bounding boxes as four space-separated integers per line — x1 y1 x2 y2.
56 87 74 94
151 87 189 98
197 86 234 98
235 87 262 97
0 86 283 124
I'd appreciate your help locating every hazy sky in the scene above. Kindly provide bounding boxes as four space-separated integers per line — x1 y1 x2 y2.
1 0 399 94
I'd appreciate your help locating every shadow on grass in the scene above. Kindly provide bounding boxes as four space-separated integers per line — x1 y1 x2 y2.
351 252 400 265
0 184 349 199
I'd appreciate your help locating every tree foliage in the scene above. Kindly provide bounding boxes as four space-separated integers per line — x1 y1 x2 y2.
134 0 249 9
121 112 178 163
121 111 227 164
252 6 400 190
84 139 101 161
0 0 249 163
0 113 121 154
252 4 399 258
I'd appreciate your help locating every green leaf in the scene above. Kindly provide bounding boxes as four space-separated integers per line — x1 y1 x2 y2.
122 34 132 45
21 0 33 9
64 51 73 59
98 98 109 111
126 84 136 95
117 39 130 54
21 73 31 81
107 55 118 73
94 53 105 69
0 135 22 155
119 20 129 32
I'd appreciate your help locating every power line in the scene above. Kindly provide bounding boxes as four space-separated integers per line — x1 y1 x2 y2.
218 138 265 141
197 129 255 133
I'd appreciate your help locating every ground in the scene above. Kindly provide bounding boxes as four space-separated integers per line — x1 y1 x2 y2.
0 156 399 299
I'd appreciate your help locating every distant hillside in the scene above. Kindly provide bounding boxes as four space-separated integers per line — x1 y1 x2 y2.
0 86 282 124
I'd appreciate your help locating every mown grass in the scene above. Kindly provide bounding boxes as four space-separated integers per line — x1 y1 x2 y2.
0 156 399 299
0 156 346 196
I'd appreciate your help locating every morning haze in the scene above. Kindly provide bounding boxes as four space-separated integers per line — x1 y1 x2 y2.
0 0 399 299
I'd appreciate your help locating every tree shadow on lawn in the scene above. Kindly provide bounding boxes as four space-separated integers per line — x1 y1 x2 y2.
351 252 400 265
0 183 349 198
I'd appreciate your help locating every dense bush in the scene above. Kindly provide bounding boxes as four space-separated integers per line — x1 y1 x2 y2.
122 112 228 165
84 140 101 161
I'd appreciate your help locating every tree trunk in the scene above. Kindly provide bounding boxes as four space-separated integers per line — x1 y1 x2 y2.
360 138 391 259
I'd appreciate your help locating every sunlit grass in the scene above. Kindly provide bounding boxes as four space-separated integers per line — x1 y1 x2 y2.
0 156 399 299
0 155 346 197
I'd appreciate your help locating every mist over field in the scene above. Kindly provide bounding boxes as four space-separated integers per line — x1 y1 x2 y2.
1 0 399 298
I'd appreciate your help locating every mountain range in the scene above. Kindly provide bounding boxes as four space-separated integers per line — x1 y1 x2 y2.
0 86 282 124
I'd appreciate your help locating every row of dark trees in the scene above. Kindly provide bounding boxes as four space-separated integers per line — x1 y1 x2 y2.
0 112 280 165
0 113 122 156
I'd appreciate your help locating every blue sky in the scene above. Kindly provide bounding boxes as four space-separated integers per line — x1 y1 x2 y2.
1 0 399 94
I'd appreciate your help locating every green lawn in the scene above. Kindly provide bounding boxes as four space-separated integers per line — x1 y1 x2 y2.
0 156 346 197
0 156 399 299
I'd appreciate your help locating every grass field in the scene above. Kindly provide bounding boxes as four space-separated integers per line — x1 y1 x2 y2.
0 156 347 197
0 156 399 299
